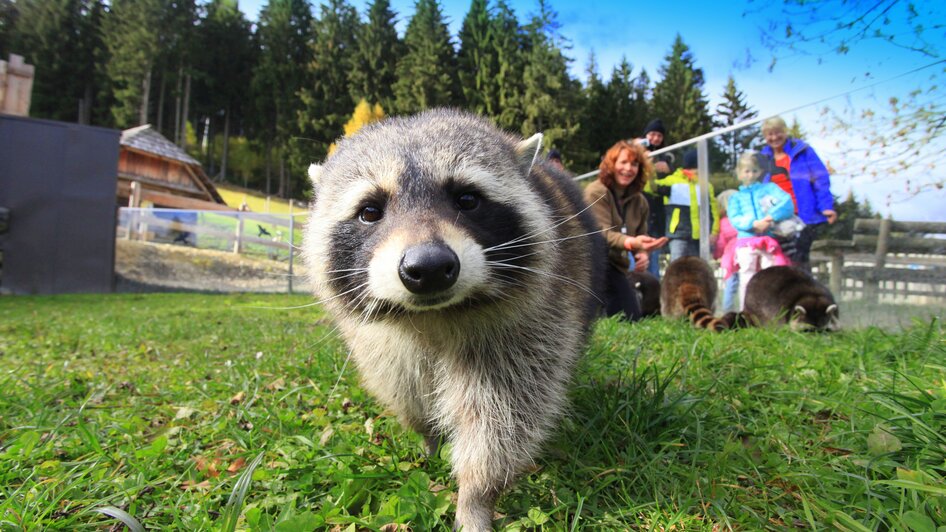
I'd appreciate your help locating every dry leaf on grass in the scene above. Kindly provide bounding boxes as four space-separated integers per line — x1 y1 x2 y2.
227 457 246 473
180 480 212 491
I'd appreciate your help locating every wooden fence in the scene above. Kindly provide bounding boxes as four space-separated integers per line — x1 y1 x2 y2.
811 219 946 303
118 208 305 261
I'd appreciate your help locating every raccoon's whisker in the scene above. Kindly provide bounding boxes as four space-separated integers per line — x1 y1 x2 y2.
328 348 353 399
326 271 367 283
324 267 370 275
303 322 343 352
484 193 606 251
491 263 602 304
485 251 543 264
360 299 382 326
244 298 323 311
487 228 606 252
312 281 372 308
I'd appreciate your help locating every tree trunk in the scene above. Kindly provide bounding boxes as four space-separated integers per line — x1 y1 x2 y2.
221 107 230 183
174 65 183 144
79 83 92 125
278 156 285 198
139 67 152 126
179 73 191 148
207 117 216 179
265 144 272 195
156 70 166 133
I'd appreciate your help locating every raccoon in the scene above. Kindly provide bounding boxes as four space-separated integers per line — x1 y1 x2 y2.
628 270 661 317
739 265 840 331
302 109 604 531
660 256 727 331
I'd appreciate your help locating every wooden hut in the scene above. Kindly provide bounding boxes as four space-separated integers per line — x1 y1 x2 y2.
117 125 231 211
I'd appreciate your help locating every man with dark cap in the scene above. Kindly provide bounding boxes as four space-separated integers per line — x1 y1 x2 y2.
546 148 565 171
637 118 675 277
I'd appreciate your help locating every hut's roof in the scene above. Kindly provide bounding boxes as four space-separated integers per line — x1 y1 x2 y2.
120 124 200 166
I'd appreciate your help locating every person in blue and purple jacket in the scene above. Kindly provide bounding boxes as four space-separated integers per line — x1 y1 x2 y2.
759 116 837 271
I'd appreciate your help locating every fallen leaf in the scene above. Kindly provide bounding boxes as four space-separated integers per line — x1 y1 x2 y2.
227 457 246 474
180 480 212 491
194 456 221 478
230 391 246 405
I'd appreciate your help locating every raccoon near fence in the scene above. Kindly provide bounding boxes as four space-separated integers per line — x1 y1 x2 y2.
302 109 605 531
727 265 840 332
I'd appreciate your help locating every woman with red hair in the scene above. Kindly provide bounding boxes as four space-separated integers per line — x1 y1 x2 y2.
584 140 668 320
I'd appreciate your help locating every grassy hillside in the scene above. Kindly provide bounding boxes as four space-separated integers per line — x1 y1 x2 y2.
0 294 943 530
216 184 306 215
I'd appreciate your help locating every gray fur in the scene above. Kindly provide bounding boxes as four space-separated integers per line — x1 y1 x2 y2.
743 266 840 331
303 109 603 531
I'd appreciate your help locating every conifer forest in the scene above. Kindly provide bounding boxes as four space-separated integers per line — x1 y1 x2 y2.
1 0 764 199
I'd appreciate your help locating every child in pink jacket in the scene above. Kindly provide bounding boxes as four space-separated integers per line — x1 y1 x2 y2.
714 190 739 312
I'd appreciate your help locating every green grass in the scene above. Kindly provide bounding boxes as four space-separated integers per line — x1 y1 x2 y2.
0 294 943 530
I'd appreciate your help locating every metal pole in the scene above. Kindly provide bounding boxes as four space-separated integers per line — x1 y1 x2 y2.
696 139 711 261
288 202 294 295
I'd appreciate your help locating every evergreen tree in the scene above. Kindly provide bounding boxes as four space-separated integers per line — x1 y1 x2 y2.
651 34 713 145
457 0 496 115
520 0 580 152
11 0 105 123
297 0 358 163
490 0 525 130
393 0 458 114
578 51 614 166
142 0 201 148
630 67 651 131
194 0 255 181
608 57 640 139
0 0 17 57
102 0 164 127
787 117 806 140
714 74 758 172
819 191 878 240
348 0 402 112
252 0 314 197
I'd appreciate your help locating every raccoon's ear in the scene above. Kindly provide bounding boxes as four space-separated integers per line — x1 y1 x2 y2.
826 304 838 316
515 133 544 175
794 305 807 316
308 164 323 185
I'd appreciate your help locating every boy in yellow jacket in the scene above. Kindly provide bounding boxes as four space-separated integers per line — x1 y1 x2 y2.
654 149 719 262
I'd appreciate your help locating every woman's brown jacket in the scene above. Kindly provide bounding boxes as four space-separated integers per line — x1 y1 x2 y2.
583 179 650 271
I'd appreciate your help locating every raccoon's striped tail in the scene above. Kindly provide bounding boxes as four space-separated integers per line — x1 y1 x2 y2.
719 311 757 329
683 302 728 332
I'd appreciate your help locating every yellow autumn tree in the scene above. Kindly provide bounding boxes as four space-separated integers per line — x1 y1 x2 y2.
328 100 385 156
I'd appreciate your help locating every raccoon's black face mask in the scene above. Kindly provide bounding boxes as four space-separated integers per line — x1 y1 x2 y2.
304 112 554 318
324 175 541 315
790 300 840 332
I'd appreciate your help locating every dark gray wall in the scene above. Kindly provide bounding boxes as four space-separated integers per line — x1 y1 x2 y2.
0 115 120 294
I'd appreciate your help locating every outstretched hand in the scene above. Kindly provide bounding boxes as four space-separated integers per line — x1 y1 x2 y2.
625 235 669 252
823 209 838 224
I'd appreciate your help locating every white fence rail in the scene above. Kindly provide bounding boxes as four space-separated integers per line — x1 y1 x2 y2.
115 207 309 294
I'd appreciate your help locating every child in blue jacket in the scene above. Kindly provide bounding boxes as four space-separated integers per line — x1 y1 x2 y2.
727 152 795 309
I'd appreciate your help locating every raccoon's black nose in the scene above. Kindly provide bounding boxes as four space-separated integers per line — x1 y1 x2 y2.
399 243 460 294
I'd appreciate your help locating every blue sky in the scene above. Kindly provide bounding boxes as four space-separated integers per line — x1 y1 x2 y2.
240 0 946 220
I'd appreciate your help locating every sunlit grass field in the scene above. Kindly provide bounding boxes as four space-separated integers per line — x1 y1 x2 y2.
0 293 943 530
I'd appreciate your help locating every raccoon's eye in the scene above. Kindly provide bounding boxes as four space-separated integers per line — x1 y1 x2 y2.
358 205 384 224
455 192 480 211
